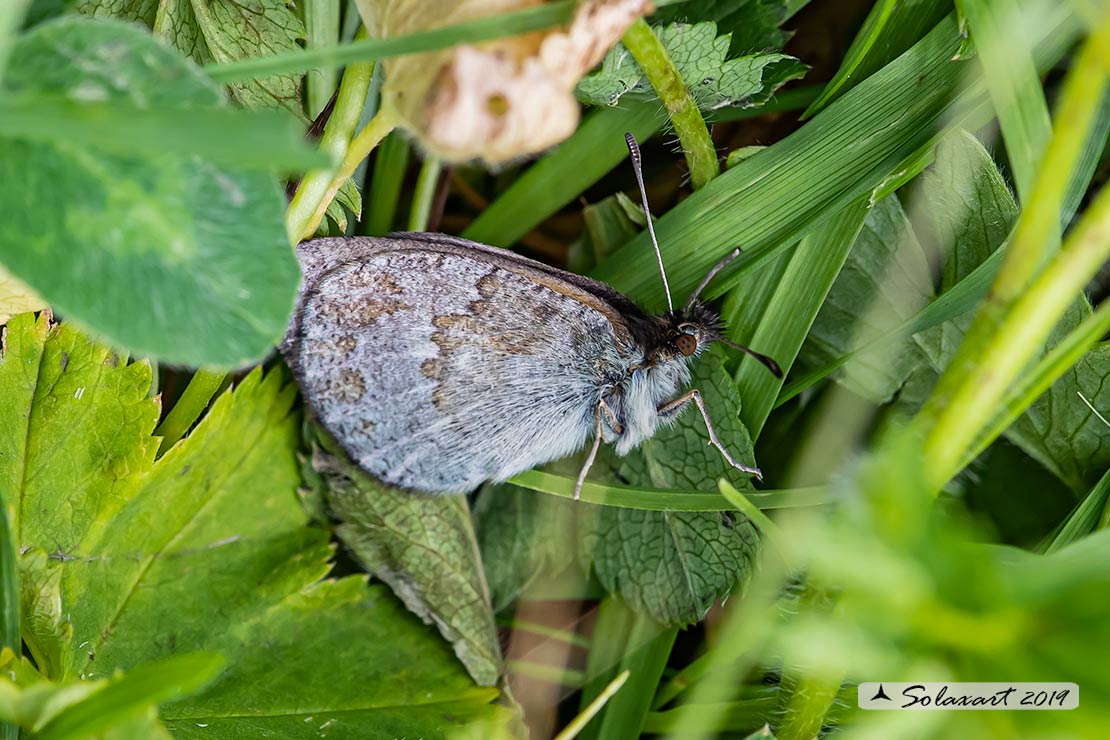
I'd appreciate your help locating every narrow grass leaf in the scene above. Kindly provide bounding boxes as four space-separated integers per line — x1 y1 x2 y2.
803 0 951 116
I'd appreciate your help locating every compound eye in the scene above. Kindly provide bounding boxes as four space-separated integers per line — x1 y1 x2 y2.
676 334 698 357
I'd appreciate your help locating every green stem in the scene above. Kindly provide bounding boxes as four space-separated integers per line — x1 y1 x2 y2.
303 0 341 118
407 156 443 231
155 370 228 455
285 46 384 242
621 19 718 189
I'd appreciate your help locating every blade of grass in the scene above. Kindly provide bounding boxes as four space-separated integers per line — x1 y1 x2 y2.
205 1 575 83
508 470 829 511
0 95 328 172
575 597 635 740
408 155 443 232
803 0 951 117
462 103 662 247
778 84 1110 408
622 18 718 189
463 87 822 249
303 0 342 117
363 130 411 236
1041 466 1110 554
154 369 229 455
554 670 630 740
958 0 1052 200
726 200 871 434
589 616 676 740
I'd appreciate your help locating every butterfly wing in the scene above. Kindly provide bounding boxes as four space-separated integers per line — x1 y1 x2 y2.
283 235 640 493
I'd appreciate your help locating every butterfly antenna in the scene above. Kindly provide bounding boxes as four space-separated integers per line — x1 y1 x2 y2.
719 338 784 379
686 248 742 311
625 133 673 313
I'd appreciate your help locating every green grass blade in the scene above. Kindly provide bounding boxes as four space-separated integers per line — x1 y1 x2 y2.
1041 466 1110 554
364 132 411 235
726 200 871 435
408 155 443 231
959 0 1052 199
303 0 342 117
508 470 829 511
0 94 328 172
803 0 951 116
590 617 677 740
462 103 663 247
205 1 574 83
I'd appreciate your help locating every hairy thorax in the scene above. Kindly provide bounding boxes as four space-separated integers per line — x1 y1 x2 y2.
602 356 692 456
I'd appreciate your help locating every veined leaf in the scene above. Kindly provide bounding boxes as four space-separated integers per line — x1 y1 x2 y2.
577 21 805 110
651 0 807 55
81 0 307 116
0 313 511 738
0 18 299 367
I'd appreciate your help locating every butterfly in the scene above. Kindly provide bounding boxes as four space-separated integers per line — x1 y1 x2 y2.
281 134 782 499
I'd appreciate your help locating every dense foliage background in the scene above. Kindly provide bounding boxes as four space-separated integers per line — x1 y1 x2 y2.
1 0 1109 738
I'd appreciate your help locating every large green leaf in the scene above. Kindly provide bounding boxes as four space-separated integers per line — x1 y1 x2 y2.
0 313 510 738
0 18 299 367
650 0 807 55
578 349 761 626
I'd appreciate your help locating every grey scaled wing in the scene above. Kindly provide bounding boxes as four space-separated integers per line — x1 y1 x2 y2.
282 235 637 493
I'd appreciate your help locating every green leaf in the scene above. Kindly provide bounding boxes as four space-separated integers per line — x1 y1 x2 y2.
799 195 935 403
0 313 511 738
0 18 299 367
579 349 761 625
577 22 805 111
651 0 806 55
473 483 577 613
82 0 308 117
803 0 951 116
311 436 504 687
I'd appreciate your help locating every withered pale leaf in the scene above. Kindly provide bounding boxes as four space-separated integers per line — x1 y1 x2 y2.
358 0 651 165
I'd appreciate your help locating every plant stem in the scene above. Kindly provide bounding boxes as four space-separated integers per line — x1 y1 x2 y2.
155 370 229 454
408 156 443 231
621 19 718 189
285 48 387 242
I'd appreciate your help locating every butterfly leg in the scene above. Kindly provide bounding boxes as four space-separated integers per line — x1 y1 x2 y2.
657 390 763 480
574 403 606 501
